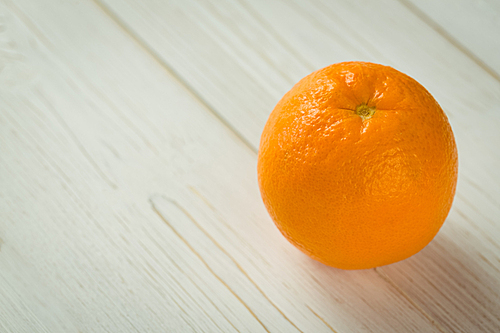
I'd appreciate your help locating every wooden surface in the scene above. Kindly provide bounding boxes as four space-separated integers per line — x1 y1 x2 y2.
1 0 499 332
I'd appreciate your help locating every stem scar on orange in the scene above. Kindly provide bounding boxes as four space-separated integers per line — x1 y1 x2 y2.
257 61 458 270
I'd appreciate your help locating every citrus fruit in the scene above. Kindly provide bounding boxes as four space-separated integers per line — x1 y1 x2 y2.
257 61 458 270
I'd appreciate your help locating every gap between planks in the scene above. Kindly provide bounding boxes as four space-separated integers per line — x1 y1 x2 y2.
149 196 272 333
397 0 500 83
90 0 257 154
92 0 500 157
305 305 338 333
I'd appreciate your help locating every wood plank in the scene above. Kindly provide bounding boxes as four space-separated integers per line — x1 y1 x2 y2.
404 0 500 79
96 0 500 331
97 0 500 149
92 0 314 149
0 0 443 331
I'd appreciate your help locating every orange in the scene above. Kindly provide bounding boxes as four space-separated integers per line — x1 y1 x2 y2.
257 61 458 270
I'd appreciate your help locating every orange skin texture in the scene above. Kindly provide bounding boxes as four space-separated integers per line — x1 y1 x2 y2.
257 62 458 270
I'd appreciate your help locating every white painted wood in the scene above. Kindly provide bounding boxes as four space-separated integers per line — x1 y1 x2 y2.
93 0 314 149
0 0 449 332
94 0 500 331
404 0 500 78
97 0 500 151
